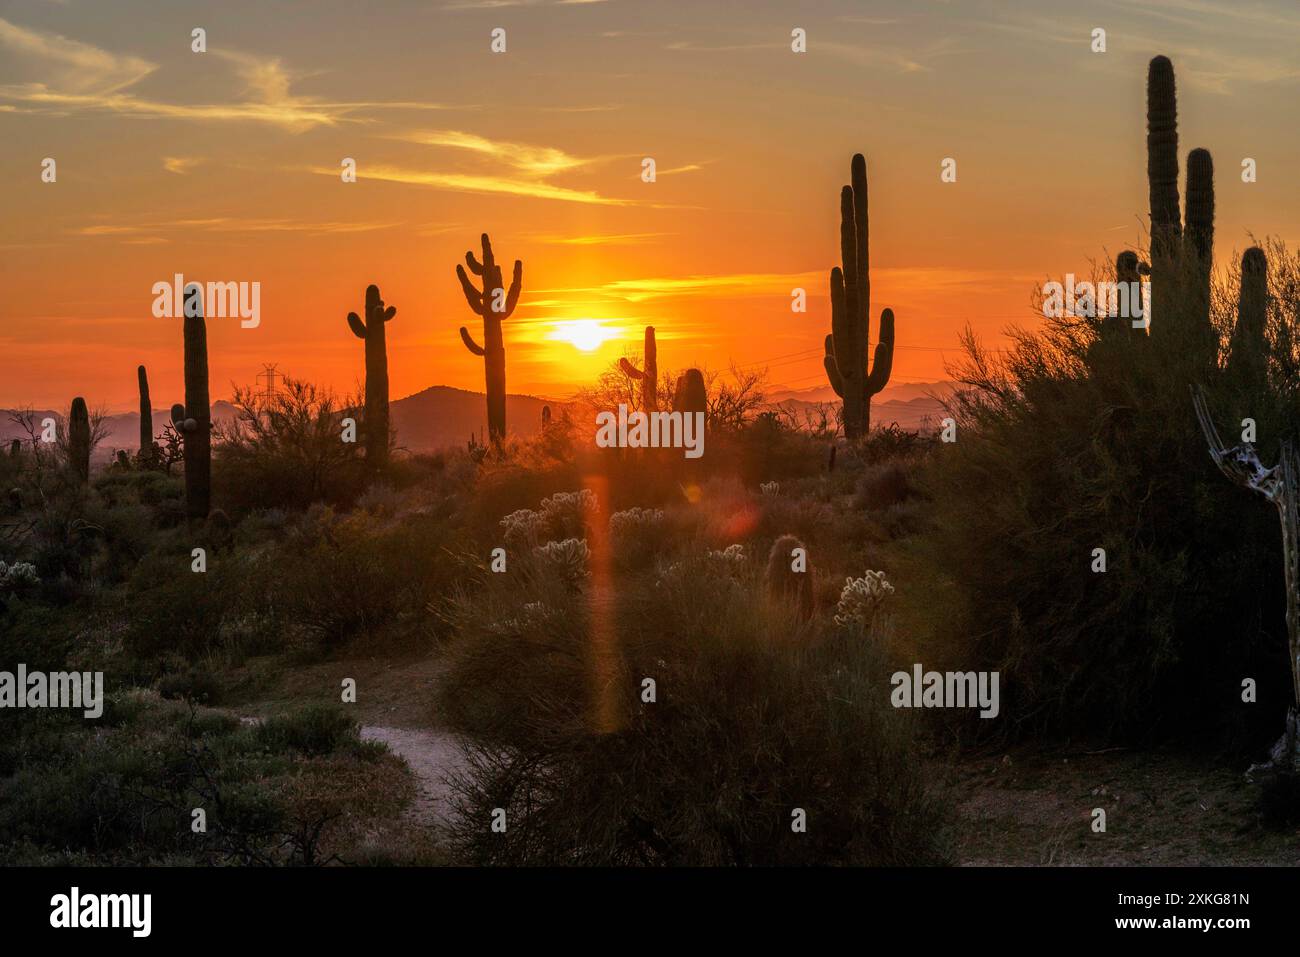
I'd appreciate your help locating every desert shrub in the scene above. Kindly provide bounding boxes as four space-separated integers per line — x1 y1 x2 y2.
917 245 1300 743
855 460 919 511
258 510 458 650
254 705 359 756
440 538 948 865
213 377 369 511
0 694 410 865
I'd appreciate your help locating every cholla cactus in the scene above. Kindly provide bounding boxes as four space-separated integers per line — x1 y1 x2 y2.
760 481 780 496
609 506 667 564
540 488 598 539
491 600 552 635
609 506 665 537
834 570 895 626
541 488 598 517
501 508 546 548
708 543 746 564
0 560 41 595
533 537 590 586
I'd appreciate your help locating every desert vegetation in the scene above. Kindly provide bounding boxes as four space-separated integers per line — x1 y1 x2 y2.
3 55 1299 866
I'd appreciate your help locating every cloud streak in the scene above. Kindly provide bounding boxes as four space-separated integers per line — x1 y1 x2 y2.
0 18 466 130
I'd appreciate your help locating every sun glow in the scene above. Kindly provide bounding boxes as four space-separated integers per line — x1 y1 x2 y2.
548 318 621 352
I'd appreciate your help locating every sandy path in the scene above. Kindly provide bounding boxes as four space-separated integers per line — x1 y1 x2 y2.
360 725 469 829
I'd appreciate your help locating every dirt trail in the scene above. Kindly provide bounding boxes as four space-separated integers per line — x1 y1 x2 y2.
361 725 469 829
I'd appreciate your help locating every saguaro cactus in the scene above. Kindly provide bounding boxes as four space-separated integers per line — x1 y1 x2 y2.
170 285 211 520
346 284 397 469
672 368 707 416
1227 247 1270 385
68 397 90 484
619 326 659 412
457 233 522 446
823 153 895 439
1145 57 1216 355
137 365 153 462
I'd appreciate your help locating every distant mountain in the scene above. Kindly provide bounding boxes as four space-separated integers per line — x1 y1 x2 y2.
767 380 952 433
766 380 954 406
0 401 239 462
771 395 947 433
391 386 561 453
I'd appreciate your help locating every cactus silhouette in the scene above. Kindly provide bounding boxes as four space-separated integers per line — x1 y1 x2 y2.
541 404 552 430
346 284 397 469
457 233 522 446
765 534 814 620
671 368 707 416
1145 57 1216 355
170 285 211 520
68 397 90 484
137 364 153 463
822 153 895 439
619 326 659 412
1227 247 1270 384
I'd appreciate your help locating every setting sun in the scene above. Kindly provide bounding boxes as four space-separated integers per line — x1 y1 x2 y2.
547 319 621 353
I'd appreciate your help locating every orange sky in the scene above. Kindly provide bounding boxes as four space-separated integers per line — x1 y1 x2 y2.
2 0 1298 409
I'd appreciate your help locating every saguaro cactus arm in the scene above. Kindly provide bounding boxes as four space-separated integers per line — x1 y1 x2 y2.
866 309 895 394
618 326 659 412
823 335 844 398
460 327 487 355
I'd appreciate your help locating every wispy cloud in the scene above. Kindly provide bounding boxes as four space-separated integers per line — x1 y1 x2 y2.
444 0 608 9
528 232 670 245
538 267 1033 303
395 129 600 176
0 17 153 94
0 18 467 130
162 156 202 174
312 163 632 205
71 217 401 238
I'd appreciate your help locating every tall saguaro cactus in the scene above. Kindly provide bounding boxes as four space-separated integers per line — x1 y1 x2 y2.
1145 56 1216 356
170 284 211 520
68 397 90 484
137 365 153 462
619 326 659 412
457 233 522 446
823 153 895 439
1227 247 1270 385
346 284 397 469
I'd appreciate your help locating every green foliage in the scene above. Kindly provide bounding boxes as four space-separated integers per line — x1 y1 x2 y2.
440 504 948 865
0 694 409 865
214 377 369 511
917 243 1300 742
